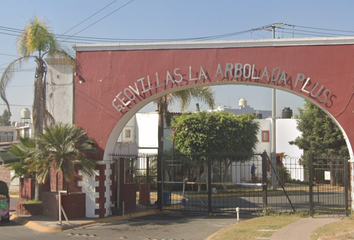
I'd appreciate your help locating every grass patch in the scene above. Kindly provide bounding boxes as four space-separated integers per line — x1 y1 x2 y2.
19 199 42 204
209 214 301 240
310 216 354 240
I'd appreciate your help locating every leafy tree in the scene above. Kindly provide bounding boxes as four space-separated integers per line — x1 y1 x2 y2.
155 88 215 199
290 100 348 157
171 111 259 189
34 123 97 192
156 87 215 155
0 15 74 200
290 100 348 185
0 110 11 126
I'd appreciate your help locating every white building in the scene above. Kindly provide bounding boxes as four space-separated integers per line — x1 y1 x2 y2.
115 111 304 183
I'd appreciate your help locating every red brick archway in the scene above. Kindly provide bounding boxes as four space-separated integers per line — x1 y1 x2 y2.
74 37 354 217
74 37 354 161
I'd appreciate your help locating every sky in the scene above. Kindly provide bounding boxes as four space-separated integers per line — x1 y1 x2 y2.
0 0 353 122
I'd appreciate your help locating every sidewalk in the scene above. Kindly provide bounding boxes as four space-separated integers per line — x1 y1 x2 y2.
269 217 344 240
10 209 159 232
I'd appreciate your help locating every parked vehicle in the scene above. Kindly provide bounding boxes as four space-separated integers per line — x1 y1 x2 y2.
0 181 9 222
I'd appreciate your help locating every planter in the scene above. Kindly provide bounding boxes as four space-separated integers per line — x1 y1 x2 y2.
15 202 43 216
42 192 86 219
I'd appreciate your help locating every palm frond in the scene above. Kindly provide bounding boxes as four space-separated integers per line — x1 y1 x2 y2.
35 123 97 184
18 15 56 57
0 56 34 117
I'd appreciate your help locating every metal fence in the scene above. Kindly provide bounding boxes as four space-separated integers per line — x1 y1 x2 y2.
309 153 350 217
113 152 350 217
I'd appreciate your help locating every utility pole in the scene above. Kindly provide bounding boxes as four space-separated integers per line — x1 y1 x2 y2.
271 25 277 189
254 23 285 189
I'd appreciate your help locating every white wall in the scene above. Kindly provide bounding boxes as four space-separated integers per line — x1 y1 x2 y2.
231 118 304 183
136 112 158 155
46 58 74 124
255 119 272 154
276 119 303 158
276 119 304 181
116 113 305 184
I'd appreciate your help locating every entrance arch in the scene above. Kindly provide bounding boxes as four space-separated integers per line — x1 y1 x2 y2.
74 37 354 160
73 37 354 216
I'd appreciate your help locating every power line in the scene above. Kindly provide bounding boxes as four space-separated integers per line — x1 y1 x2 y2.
0 103 31 107
57 29 253 43
6 83 33 88
59 0 118 37
0 52 18 57
295 25 354 34
0 22 354 45
61 0 135 43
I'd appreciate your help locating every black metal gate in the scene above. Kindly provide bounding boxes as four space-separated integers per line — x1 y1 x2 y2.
111 152 350 217
159 152 269 214
158 152 350 217
309 153 350 217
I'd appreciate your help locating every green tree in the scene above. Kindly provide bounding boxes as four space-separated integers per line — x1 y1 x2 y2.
34 123 97 192
0 15 74 200
156 87 215 155
155 87 214 204
290 100 348 157
171 111 259 189
0 110 11 126
290 100 348 185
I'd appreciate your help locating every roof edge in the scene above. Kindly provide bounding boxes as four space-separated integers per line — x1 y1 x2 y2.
72 36 354 52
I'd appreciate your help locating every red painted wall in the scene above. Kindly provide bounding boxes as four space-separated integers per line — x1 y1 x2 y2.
42 192 85 219
75 44 354 156
119 158 136 213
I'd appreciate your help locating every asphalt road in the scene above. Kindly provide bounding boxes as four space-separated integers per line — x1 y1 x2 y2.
61 212 242 240
0 211 245 240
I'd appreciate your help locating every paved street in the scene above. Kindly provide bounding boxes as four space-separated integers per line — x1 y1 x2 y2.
0 210 243 240
60 212 241 240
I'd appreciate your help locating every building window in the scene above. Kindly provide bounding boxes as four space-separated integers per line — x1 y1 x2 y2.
123 127 134 142
125 129 131 138
262 130 270 142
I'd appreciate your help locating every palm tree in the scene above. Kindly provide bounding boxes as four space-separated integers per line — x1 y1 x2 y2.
35 123 97 192
156 87 215 152
155 87 215 208
0 15 74 200
8 136 37 180
0 15 74 133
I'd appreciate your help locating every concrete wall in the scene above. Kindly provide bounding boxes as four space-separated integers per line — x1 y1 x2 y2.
78 169 99 218
136 112 158 154
46 58 74 125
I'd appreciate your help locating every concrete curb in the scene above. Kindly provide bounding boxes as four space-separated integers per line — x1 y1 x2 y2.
11 214 62 232
11 209 160 232
318 231 354 240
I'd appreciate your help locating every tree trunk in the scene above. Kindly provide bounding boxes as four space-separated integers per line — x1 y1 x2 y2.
222 159 232 191
157 101 164 209
33 57 45 201
158 101 164 176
